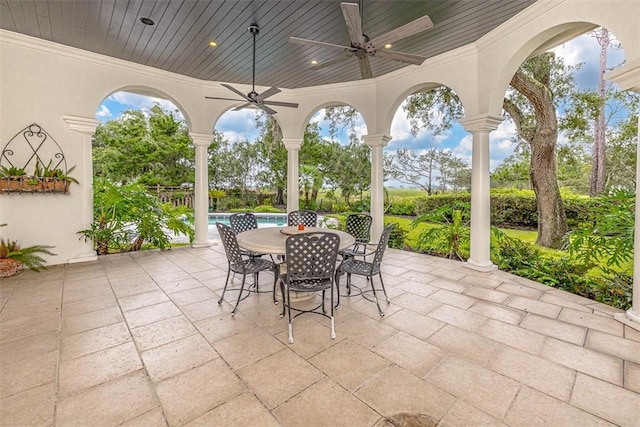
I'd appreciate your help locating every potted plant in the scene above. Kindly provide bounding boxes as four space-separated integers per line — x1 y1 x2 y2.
0 223 56 276
0 235 56 277
0 166 27 191
41 165 79 192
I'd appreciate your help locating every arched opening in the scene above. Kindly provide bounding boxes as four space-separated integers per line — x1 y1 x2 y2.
88 89 195 252
300 105 368 213
210 108 285 211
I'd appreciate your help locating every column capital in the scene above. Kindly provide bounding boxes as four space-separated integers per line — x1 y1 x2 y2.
363 134 391 148
459 114 503 133
63 115 100 134
282 138 302 150
189 133 213 147
605 58 640 92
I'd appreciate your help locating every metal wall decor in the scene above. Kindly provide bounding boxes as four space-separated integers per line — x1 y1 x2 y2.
0 123 74 194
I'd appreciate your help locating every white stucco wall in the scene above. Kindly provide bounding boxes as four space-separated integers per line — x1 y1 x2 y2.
0 0 638 266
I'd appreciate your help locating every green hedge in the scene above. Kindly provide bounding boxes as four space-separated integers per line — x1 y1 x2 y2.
388 190 607 230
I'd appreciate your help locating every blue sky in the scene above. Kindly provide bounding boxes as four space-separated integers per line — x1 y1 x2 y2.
97 32 626 175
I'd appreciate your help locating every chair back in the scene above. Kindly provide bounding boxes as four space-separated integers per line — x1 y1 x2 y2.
285 232 339 287
216 222 245 269
287 210 318 227
345 213 372 243
371 224 395 269
229 212 258 234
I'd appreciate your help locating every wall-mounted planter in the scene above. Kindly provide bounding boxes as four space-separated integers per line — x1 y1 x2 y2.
0 177 72 194
0 124 77 194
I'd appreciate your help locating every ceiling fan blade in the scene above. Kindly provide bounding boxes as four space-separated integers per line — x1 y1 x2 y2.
358 56 373 79
374 49 427 65
205 96 245 102
232 103 252 111
258 104 278 115
312 55 351 70
257 86 281 101
221 83 251 101
341 2 364 47
262 100 299 108
369 15 433 47
289 37 353 52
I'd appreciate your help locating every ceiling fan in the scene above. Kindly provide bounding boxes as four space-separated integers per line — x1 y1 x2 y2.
205 25 298 115
290 1 433 79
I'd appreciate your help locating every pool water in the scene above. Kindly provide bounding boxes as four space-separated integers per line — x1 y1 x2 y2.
207 213 287 227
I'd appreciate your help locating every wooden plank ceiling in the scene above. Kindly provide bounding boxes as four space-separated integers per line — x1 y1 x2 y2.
0 0 536 89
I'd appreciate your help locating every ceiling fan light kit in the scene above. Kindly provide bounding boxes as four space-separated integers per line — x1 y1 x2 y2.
205 24 298 114
290 1 433 79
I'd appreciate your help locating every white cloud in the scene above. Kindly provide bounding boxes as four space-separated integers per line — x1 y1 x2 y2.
109 91 184 121
215 109 260 143
452 134 473 165
96 105 111 118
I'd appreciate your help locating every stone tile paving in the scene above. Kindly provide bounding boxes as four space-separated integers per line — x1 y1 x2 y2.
1 246 639 426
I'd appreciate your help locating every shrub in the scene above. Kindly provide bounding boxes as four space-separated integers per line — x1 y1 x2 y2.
331 202 350 213
386 197 418 216
490 228 631 310
413 205 470 260
385 222 408 249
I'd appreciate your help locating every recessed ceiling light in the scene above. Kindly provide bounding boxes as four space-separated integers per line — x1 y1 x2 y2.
140 17 154 26
311 60 318 65
384 43 393 49
209 41 218 48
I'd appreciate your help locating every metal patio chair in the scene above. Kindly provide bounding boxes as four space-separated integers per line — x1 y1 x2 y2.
229 212 270 260
287 210 318 228
216 223 279 313
339 213 373 261
279 232 340 344
335 224 394 317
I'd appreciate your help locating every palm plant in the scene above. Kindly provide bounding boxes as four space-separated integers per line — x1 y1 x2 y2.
0 235 56 275
412 202 471 260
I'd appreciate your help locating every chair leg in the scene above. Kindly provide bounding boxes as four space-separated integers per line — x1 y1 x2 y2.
231 274 247 316
346 273 352 295
279 280 286 318
369 274 385 318
378 272 391 304
253 272 259 291
321 290 326 314
287 287 294 344
334 270 342 309
330 281 336 339
272 272 279 305
218 268 232 305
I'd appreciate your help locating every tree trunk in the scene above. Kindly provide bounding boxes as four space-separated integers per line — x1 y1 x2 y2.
530 132 568 247
275 187 284 205
507 58 568 248
131 235 145 252
591 28 609 196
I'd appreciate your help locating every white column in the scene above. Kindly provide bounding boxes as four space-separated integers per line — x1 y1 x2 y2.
606 59 640 330
459 114 503 272
615 113 640 329
364 134 391 242
190 133 212 247
63 115 100 263
283 139 302 213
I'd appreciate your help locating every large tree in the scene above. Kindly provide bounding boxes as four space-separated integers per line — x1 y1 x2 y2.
503 52 570 248
93 104 193 186
403 53 577 248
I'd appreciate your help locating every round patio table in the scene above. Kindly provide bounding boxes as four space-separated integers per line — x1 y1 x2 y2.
236 226 355 256
236 226 355 302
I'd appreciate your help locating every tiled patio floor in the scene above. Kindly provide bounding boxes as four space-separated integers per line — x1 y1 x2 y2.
1 245 639 426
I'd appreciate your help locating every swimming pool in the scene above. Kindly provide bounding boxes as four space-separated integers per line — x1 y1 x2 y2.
207 212 287 227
